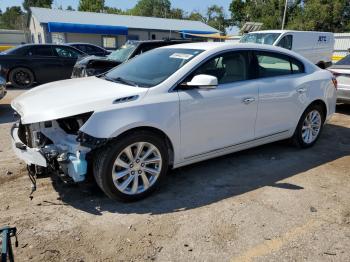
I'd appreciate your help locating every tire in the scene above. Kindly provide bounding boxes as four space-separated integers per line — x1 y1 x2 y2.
93 131 169 201
293 104 325 148
9 67 34 89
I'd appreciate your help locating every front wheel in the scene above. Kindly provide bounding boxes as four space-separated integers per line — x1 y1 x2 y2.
9 67 34 89
93 131 169 201
293 104 325 148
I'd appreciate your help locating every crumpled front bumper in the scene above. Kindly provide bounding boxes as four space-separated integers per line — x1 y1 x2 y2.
11 123 47 167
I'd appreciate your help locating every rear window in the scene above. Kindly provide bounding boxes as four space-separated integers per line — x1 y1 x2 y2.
255 51 304 78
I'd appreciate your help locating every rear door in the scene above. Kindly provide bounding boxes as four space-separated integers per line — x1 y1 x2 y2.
25 45 63 83
53 45 83 79
253 50 306 138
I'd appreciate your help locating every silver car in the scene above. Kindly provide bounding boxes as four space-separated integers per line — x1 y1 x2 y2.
329 55 350 103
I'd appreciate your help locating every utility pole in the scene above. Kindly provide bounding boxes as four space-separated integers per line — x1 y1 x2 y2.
282 0 288 30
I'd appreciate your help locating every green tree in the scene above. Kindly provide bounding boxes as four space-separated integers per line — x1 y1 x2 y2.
66 5 75 11
206 5 229 33
78 0 105 12
288 0 350 32
131 0 171 18
187 11 206 22
169 8 184 19
0 6 25 29
229 0 350 32
104 6 124 14
229 0 246 27
23 0 53 12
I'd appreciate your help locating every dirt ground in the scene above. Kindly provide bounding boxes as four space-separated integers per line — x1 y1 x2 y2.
0 89 349 262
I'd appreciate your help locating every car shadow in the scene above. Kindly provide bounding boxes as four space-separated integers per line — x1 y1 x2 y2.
336 103 350 115
47 123 350 216
0 103 15 124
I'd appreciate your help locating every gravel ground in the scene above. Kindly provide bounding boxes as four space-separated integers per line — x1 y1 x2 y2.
0 89 349 262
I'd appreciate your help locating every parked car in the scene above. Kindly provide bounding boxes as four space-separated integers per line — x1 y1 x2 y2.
71 39 192 78
66 43 111 56
328 54 350 104
0 44 86 88
11 43 337 201
0 77 6 100
240 30 334 68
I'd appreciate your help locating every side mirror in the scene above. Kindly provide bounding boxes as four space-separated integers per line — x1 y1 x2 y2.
187 74 218 89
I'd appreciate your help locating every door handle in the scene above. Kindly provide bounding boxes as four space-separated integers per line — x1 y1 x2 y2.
297 87 307 94
242 97 255 104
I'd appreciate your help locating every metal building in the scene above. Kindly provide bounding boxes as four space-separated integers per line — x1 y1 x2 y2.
29 7 219 49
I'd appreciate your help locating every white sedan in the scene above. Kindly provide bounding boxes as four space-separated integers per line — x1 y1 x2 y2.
11 43 337 201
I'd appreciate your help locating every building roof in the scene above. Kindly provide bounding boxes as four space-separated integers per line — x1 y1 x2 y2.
30 7 219 34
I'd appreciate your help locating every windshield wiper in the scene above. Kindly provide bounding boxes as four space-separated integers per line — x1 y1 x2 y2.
103 75 139 87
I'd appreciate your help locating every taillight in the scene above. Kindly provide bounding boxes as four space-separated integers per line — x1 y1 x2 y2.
332 76 338 90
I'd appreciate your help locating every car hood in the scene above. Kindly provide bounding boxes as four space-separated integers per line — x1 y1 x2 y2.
76 55 113 66
12 76 147 124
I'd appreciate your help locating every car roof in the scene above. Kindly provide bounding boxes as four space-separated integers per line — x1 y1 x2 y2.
66 42 102 47
247 30 332 34
160 42 313 63
18 43 76 47
129 39 191 44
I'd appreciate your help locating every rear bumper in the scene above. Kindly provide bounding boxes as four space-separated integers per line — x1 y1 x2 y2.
11 124 47 167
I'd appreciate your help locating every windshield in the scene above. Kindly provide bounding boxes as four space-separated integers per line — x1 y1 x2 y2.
105 48 203 87
335 55 350 65
240 33 281 45
107 42 137 63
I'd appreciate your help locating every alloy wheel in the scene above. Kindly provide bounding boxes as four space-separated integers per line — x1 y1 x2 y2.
301 110 322 144
111 142 162 195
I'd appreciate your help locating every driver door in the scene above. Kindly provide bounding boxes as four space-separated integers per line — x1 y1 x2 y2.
178 51 259 159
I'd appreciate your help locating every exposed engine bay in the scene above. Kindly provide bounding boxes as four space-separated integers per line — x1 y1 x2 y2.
13 112 106 183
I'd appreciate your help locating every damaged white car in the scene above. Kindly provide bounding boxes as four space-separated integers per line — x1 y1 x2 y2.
11 43 337 201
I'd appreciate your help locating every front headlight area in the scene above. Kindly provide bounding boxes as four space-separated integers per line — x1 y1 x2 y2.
23 112 96 182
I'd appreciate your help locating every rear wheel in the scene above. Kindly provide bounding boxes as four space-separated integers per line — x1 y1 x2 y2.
9 67 34 89
293 104 325 148
93 131 169 201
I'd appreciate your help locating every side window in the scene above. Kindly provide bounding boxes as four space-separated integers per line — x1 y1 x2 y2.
27 46 53 56
290 58 304 74
255 51 304 78
277 35 293 50
54 46 80 58
190 51 248 84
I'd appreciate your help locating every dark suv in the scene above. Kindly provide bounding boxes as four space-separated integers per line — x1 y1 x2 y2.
71 39 192 78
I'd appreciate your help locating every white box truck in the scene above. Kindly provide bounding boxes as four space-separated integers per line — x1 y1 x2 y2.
240 30 334 68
